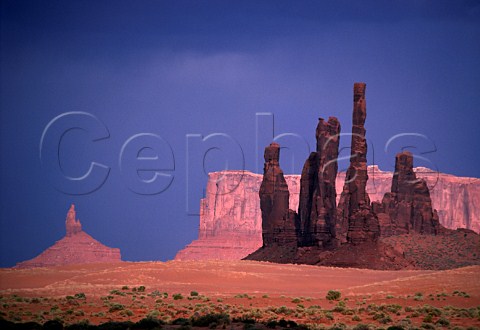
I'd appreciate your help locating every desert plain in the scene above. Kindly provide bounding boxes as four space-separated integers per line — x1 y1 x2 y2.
0 261 479 329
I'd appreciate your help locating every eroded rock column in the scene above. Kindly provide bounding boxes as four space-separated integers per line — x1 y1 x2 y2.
260 143 297 246
373 151 441 235
338 83 380 244
298 117 341 247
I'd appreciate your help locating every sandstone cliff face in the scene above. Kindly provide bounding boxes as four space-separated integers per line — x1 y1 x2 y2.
175 168 479 260
359 166 480 233
175 171 301 261
16 205 121 268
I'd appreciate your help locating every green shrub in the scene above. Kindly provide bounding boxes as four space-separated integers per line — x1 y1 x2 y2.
332 306 345 313
120 309 134 316
147 310 160 318
190 291 199 297
379 315 392 324
191 313 230 327
326 290 341 301
108 303 125 312
74 293 86 300
414 292 424 301
436 317 450 326
423 314 433 323
329 322 346 330
173 293 184 300
352 324 370 330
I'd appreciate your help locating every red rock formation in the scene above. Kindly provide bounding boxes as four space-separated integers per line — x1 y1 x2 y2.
66 204 82 236
175 167 479 261
298 117 341 247
372 151 441 236
360 166 480 233
16 205 121 268
259 143 297 246
177 162 478 262
337 83 380 244
175 82 479 260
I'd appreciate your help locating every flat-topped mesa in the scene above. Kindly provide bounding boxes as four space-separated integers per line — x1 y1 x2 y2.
338 82 380 245
66 204 82 236
260 143 297 246
373 151 442 235
298 117 341 247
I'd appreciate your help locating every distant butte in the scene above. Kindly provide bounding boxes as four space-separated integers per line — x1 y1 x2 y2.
16 205 121 268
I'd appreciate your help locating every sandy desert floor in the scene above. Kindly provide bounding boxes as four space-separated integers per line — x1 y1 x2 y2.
0 261 479 328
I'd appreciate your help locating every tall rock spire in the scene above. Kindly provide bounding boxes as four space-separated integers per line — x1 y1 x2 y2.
298 117 341 247
338 83 380 244
65 204 82 237
259 143 297 246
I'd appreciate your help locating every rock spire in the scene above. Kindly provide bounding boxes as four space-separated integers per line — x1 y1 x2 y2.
66 204 82 236
259 143 297 246
337 83 380 244
372 151 441 235
298 117 341 247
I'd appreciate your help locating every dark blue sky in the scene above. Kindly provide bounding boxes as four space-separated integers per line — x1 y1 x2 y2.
1 1 480 267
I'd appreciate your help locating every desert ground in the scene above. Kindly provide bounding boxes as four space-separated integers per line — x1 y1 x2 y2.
0 261 479 329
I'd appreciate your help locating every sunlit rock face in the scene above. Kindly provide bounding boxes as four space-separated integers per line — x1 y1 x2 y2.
175 168 479 261
372 151 441 236
16 205 121 268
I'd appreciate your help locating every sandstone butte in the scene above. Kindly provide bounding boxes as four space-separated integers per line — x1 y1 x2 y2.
175 167 479 261
176 86 480 262
15 205 121 268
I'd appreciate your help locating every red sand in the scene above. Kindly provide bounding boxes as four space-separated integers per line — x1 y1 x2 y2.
1 261 479 327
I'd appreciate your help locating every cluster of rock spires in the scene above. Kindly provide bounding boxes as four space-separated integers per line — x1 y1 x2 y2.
16 205 121 268
245 83 449 269
175 166 479 262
